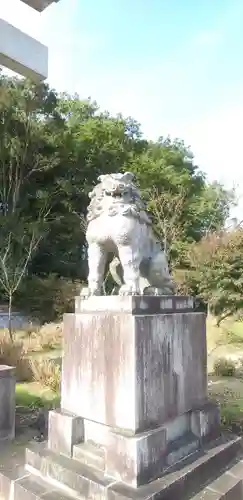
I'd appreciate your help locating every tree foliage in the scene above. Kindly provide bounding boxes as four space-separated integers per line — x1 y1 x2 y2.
0 71 235 321
187 229 243 324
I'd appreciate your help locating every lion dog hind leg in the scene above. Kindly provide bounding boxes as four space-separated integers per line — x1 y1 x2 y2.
117 245 141 295
148 252 176 295
109 257 124 295
87 242 106 296
109 257 124 286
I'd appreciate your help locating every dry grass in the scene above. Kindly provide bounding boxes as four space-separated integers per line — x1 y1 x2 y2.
0 322 63 386
0 333 61 390
22 322 63 353
0 335 32 382
30 359 61 393
38 322 63 351
0 322 63 354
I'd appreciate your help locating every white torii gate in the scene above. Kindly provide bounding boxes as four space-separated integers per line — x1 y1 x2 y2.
0 0 59 81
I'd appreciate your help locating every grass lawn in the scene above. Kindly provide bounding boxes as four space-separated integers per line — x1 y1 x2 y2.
207 315 243 352
16 382 60 409
209 376 243 432
207 316 243 372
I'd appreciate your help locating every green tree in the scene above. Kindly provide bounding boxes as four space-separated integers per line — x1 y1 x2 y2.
29 95 144 277
130 137 234 265
0 72 235 321
188 229 243 324
0 74 58 337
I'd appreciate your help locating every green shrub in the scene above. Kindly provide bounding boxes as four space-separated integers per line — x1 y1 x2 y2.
213 357 236 377
220 402 243 433
16 274 81 322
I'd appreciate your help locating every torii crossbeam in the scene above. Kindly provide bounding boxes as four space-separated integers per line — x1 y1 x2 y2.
0 0 60 80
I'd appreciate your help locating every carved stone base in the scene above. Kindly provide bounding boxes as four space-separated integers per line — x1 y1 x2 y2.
0 433 242 500
47 401 220 487
48 409 84 458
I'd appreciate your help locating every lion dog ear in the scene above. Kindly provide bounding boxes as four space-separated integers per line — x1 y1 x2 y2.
97 174 107 182
123 172 135 182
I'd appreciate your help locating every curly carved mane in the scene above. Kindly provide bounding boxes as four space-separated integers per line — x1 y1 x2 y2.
87 172 151 225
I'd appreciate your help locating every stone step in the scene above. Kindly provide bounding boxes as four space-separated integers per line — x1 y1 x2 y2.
0 466 83 500
190 459 243 499
166 431 200 468
73 442 106 471
107 434 243 500
24 434 243 500
25 442 115 497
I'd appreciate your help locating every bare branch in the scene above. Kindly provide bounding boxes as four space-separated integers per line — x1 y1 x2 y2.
13 232 43 292
72 210 87 233
148 187 186 256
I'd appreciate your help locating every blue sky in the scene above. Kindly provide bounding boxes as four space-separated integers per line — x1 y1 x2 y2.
1 0 243 217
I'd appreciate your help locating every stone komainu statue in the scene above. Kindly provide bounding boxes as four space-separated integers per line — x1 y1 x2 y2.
85 172 175 296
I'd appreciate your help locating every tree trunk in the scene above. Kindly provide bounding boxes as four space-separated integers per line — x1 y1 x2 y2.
8 293 14 343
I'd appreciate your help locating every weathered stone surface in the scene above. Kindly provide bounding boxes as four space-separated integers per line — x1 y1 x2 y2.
66 402 218 487
207 471 243 497
85 172 175 296
135 312 207 430
0 434 240 500
191 489 223 499
48 409 84 457
107 434 243 500
191 402 221 443
192 464 243 499
0 466 29 500
105 426 167 487
0 364 15 441
226 459 243 478
75 295 194 315
166 432 199 468
43 491 83 500
14 474 53 499
26 443 114 497
0 467 82 500
73 442 106 471
23 434 242 500
61 302 207 433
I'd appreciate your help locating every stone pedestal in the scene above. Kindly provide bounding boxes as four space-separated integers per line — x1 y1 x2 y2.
1 296 242 500
57 295 220 487
63 296 207 432
0 365 15 442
